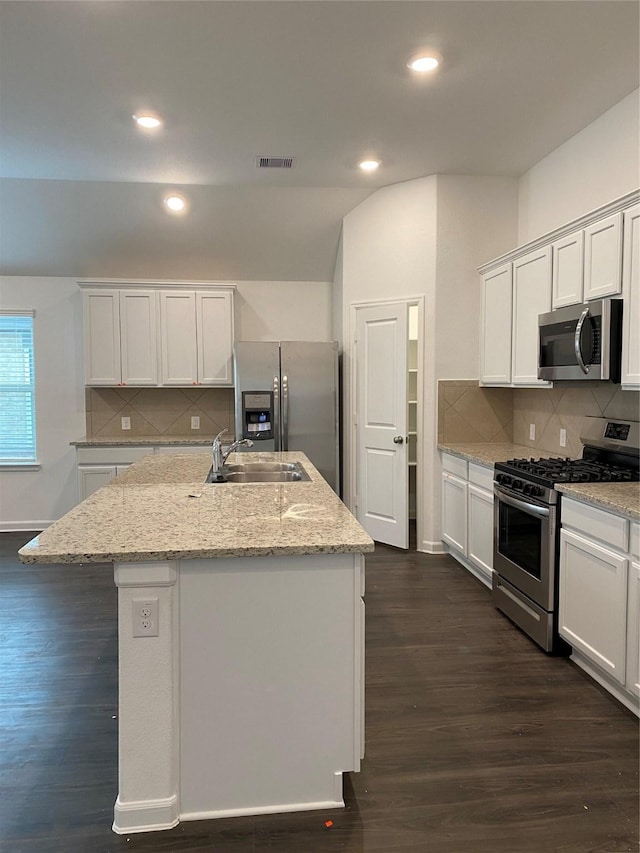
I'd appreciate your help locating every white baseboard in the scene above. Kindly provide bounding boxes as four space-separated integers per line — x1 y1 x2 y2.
418 539 448 555
112 794 180 835
0 521 52 533
181 798 345 823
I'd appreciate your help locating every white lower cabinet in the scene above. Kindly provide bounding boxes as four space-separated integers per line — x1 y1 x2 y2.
76 445 208 502
559 497 639 714
441 453 494 587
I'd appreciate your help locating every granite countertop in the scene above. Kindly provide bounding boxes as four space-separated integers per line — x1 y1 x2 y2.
71 436 215 447
438 442 535 466
557 482 640 522
19 452 374 565
439 442 639 520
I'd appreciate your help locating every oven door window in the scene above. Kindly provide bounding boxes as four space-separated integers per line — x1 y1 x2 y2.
498 501 542 580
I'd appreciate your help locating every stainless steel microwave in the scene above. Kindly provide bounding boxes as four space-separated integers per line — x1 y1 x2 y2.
538 298 623 382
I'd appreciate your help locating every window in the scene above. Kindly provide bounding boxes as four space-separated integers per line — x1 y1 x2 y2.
0 311 37 464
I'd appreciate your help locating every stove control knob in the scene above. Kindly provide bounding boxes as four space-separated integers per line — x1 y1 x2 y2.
512 479 523 491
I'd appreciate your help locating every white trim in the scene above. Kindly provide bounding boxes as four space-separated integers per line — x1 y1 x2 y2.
478 188 639 274
78 279 236 292
0 462 41 471
1 521 52 533
180 799 345 823
418 539 450 556
114 561 178 588
348 295 425 552
0 308 35 316
570 652 639 717
112 794 180 835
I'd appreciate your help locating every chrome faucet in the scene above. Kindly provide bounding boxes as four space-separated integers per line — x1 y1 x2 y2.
211 429 253 474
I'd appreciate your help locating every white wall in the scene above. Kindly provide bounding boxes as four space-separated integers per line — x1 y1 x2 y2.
0 277 85 530
0 276 332 529
340 175 517 553
518 90 640 243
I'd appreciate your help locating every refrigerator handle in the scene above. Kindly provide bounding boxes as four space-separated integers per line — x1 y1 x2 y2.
273 375 281 451
282 374 289 451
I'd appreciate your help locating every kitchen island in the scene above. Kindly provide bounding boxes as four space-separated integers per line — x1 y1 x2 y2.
19 452 373 835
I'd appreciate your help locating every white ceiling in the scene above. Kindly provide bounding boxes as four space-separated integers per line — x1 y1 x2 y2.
0 0 638 280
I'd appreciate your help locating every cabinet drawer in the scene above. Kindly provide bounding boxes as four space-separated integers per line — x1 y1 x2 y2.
76 446 152 465
631 523 640 559
468 462 494 491
561 497 628 552
441 453 467 479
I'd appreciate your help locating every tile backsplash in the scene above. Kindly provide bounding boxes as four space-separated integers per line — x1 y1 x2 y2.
438 379 639 457
86 388 235 438
438 381 513 444
513 383 640 457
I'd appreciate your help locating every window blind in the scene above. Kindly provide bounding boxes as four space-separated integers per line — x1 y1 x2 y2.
0 312 37 463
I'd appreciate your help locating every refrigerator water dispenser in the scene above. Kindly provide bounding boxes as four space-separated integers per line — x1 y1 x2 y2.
241 391 273 441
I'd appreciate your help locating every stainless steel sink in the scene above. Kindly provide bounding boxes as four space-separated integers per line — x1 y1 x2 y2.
205 461 310 484
224 462 299 473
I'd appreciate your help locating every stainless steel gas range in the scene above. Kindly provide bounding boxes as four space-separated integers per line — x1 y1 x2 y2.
492 417 640 653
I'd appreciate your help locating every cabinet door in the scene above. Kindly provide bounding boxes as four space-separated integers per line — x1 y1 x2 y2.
512 246 552 386
552 230 584 308
159 291 198 385
78 465 117 501
626 561 640 698
559 528 628 684
196 291 234 385
621 204 640 389
480 264 512 385
119 290 159 386
82 290 121 385
584 212 623 300
441 472 467 554
467 485 493 582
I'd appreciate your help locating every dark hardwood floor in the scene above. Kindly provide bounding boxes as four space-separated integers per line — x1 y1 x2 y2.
2 531 638 852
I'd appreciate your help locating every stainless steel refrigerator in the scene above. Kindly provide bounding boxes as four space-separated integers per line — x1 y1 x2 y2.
233 341 339 491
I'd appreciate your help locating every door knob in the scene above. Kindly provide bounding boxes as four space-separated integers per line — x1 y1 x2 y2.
393 435 404 444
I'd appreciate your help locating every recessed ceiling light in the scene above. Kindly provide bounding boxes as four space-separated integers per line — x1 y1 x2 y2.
359 160 380 173
408 55 440 72
164 194 187 214
133 113 162 129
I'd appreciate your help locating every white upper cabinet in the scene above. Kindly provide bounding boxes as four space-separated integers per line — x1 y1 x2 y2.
583 212 623 300
480 263 512 385
621 203 640 389
196 291 234 385
159 291 198 385
552 230 584 308
83 289 121 385
511 246 552 386
119 290 159 385
81 282 235 387
160 289 235 387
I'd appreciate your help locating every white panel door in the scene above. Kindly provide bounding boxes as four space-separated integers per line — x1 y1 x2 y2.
480 264 512 385
355 303 408 548
82 290 121 385
559 528 628 684
552 230 584 308
512 246 552 386
441 472 467 554
621 204 640 389
196 291 234 386
584 212 623 300
119 290 159 386
78 465 117 501
159 291 198 385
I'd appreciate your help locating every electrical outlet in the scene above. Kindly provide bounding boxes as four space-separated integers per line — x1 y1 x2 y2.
191 416 200 430
559 428 567 448
529 423 536 441
121 416 131 431
132 598 159 637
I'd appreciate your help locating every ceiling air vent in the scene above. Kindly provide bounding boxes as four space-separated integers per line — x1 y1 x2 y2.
256 156 296 169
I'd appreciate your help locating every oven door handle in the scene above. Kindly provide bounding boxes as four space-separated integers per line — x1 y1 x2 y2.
494 486 550 519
